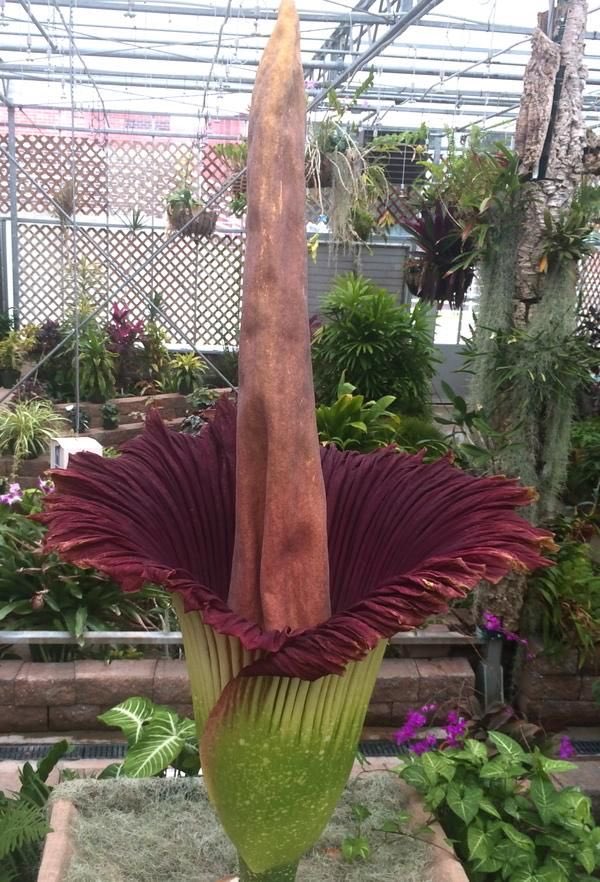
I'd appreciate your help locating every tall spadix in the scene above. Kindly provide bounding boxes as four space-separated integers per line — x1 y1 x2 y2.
227 0 330 632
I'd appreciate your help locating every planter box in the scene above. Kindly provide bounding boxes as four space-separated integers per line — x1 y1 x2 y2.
54 392 190 430
38 771 468 882
0 657 475 733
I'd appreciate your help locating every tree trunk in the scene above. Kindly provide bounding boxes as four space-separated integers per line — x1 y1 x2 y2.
471 0 588 627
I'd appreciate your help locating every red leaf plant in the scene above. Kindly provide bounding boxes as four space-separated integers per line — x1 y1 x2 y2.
39 3 553 880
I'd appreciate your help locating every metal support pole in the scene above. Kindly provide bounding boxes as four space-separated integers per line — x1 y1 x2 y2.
7 103 19 326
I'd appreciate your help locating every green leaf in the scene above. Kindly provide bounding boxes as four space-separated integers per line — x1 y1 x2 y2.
530 776 557 823
478 798 501 819
467 825 490 861
400 762 429 791
121 709 184 778
488 732 527 762
578 848 597 873
499 822 534 851
446 782 482 824
536 865 569 882
509 871 537 882
97 696 154 744
36 740 70 782
537 756 577 774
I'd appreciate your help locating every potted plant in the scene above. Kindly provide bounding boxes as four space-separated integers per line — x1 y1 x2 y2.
101 402 120 430
166 187 217 239
168 352 207 395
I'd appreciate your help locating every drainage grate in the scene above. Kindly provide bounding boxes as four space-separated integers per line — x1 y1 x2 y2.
2 738 596 763
571 740 600 756
358 740 402 757
0 742 127 762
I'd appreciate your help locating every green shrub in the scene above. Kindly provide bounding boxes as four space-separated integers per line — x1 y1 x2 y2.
399 730 599 882
0 399 67 476
0 487 169 660
567 416 600 503
528 539 600 665
315 378 399 451
168 353 207 395
312 274 436 416
394 415 445 457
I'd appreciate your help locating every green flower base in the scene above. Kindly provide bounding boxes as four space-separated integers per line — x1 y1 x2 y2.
239 856 299 882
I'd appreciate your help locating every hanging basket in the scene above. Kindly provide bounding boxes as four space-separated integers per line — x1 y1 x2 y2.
167 203 218 239
305 152 334 189
404 255 425 296
231 171 248 197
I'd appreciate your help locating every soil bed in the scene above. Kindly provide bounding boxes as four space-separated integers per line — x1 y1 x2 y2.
52 773 435 882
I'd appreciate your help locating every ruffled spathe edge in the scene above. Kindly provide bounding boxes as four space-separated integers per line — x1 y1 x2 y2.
39 399 553 680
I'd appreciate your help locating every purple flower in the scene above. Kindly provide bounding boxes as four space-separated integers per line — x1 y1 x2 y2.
394 704 437 745
38 477 54 494
409 734 438 755
558 736 576 759
482 609 533 657
0 482 23 505
444 710 467 746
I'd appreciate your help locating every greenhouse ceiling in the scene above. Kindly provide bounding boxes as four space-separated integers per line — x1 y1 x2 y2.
1 0 600 133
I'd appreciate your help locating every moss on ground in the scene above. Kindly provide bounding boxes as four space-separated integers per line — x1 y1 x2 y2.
55 772 433 882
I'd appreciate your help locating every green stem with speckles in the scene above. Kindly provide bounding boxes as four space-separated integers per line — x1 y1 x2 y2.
239 856 299 882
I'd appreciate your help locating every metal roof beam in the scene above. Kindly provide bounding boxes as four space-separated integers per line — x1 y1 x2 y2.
15 0 60 53
23 1 390 25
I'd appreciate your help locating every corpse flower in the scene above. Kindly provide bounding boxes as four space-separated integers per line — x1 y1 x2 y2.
40 3 552 881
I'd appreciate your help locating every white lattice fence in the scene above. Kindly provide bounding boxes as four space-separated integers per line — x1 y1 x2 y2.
16 222 243 346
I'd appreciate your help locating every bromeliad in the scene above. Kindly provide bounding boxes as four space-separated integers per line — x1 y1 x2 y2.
40 2 553 880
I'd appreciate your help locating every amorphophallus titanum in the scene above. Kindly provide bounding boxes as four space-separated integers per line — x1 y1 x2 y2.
40 3 553 880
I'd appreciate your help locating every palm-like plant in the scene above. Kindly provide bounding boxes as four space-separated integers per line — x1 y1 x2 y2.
312 273 437 415
40 5 552 882
168 353 207 394
79 327 117 403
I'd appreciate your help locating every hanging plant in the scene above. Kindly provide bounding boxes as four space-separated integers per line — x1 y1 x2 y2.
397 201 476 309
166 188 217 239
214 141 249 197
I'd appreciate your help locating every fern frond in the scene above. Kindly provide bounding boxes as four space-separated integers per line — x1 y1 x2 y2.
0 800 49 861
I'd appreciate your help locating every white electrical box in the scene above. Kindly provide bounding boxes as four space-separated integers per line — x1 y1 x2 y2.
50 437 104 469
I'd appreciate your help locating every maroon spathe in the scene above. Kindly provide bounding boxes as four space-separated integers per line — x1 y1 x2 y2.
40 400 553 680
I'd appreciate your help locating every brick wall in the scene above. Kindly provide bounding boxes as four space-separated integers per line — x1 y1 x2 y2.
0 657 475 733
518 642 600 728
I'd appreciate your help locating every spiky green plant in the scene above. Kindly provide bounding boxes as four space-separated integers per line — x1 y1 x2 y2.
168 353 207 395
79 326 117 403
